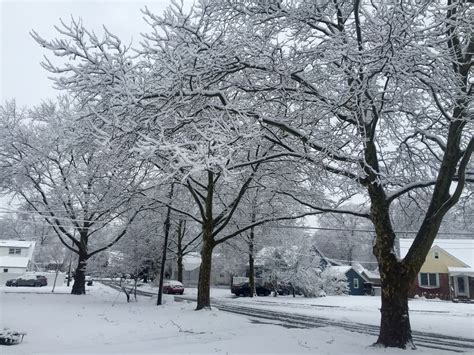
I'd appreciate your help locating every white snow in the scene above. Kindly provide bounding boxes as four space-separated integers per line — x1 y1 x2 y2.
448 267 474 276
0 240 35 249
327 265 352 274
1 284 464 354
184 287 474 339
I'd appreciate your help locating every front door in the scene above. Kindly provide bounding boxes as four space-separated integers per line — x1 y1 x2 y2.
455 276 469 297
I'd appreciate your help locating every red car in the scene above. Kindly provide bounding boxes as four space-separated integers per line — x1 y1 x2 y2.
162 280 184 295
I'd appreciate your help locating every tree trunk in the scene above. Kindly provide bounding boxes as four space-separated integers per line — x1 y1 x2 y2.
376 272 413 348
71 253 87 295
369 176 415 348
175 219 185 283
177 253 183 283
51 263 59 293
196 238 214 310
248 241 255 298
158 183 174 306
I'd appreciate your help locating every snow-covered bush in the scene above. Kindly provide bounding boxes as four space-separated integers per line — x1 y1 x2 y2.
320 268 349 295
258 245 350 297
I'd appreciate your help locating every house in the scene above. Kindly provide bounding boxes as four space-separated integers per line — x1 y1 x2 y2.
310 245 343 269
399 238 474 300
0 240 36 284
327 264 375 295
169 252 229 286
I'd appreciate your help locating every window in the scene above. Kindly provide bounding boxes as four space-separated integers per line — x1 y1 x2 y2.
419 273 438 287
3 269 8 273
353 278 359 289
433 251 439 259
8 248 21 255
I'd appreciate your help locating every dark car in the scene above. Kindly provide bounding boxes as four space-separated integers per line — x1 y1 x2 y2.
5 279 17 287
5 275 47 287
162 280 184 295
231 282 271 297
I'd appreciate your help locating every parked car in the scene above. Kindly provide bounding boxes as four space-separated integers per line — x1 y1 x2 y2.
5 279 17 287
231 276 272 297
231 282 271 297
162 280 184 295
34 275 48 286
5 275 47 287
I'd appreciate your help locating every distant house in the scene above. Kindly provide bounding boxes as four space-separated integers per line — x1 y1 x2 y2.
0 240 36 284
327 265 376 295
169 252 229 286
399 239 474 300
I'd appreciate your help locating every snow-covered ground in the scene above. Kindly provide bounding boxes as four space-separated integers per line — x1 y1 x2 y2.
1 284 471 354
191 288 474 339
131 284 474 339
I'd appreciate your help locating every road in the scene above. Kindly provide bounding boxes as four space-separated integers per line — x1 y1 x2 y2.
102 282 474 353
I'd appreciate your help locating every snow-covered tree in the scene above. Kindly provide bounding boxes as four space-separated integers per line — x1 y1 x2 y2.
0 100 151 294
258 242 348 298
30 0 472 347
320 268 349 296
313 213 376 267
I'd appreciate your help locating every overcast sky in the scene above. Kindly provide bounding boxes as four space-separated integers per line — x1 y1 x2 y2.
0 0 184 211
1 0 181 107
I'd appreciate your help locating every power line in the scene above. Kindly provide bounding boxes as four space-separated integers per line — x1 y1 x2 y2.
2 207 473 237
266 224 474 236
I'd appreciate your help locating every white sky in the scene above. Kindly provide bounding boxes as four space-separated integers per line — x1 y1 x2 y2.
1 0 180 107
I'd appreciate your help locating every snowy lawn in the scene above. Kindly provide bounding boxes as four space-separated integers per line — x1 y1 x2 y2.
194 287 474 339
0 284 453 354
118 283 474 339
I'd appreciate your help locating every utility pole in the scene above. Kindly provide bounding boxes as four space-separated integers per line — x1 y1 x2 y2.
157 182 174 306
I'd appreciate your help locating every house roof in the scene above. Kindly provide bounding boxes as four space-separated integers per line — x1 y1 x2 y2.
362 269 380 280
352 262 380 280
0 240 35 248
0 256 30 268
327 265 374 283
448 267 474 276
310 245 342 266
399 238 474 268
328 265 352 274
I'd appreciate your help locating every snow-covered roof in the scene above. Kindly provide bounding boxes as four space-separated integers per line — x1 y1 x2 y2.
448 267 474 276
362 269 380 279
0 240 35 248
352 263 379 280
311 245 342 266
0 256 30 268
328 266 352 274
399 239 474 267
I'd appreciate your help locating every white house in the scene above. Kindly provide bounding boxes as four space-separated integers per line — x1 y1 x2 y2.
0 240 36 284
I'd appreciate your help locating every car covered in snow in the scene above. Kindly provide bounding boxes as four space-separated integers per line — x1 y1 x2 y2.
5 275 47 287
162 280 184 295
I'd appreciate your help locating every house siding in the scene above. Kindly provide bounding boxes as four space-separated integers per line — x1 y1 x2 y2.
346 269 366 295
419 248 466 273
409 273 451 300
